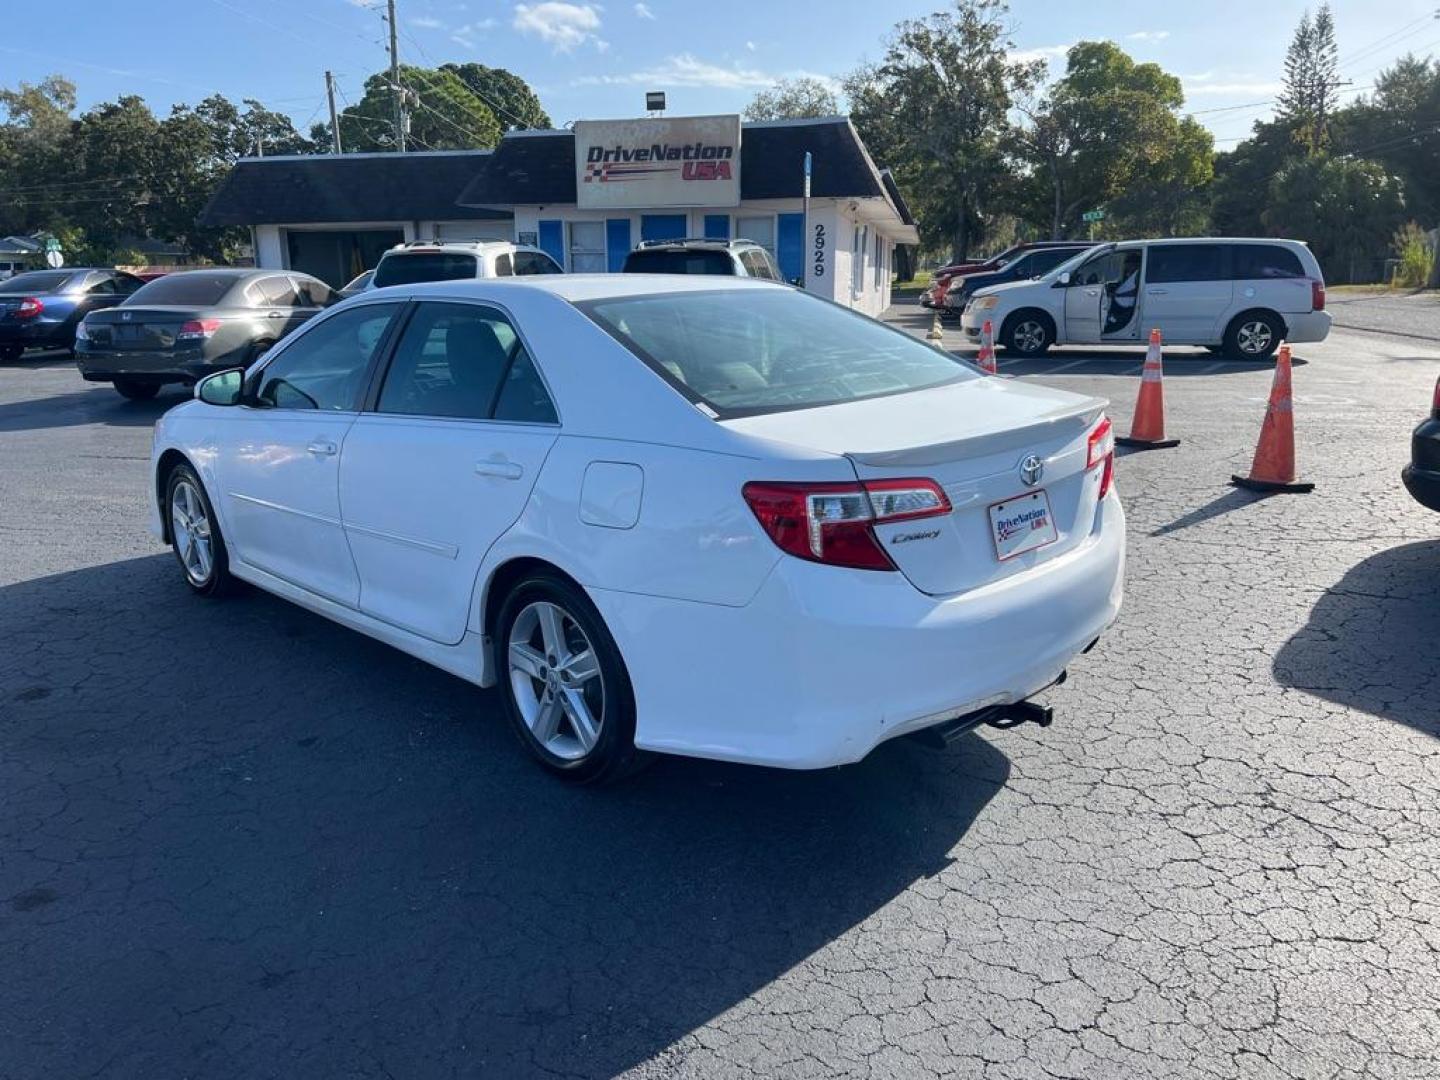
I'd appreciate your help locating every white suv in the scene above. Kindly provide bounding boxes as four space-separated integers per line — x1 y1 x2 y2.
960 238 1331 359
372 240 562 288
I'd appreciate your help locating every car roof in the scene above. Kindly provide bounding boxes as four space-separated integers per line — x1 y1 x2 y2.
1111 237 1310 249
378 273 784 304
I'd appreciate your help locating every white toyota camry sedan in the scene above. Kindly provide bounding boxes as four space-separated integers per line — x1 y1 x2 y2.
149 276 1125 782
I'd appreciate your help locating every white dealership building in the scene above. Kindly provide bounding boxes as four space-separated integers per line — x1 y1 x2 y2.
201 113 917 316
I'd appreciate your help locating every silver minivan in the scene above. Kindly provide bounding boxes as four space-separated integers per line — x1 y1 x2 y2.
960 238 1331 359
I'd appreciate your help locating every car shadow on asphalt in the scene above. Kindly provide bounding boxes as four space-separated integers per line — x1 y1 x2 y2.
0 553 1011 1078
0 387 184 432
1273 539 1440 740
990 351 1309 378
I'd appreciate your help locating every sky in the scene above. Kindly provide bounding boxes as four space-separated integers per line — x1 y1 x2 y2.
5 0 1438 152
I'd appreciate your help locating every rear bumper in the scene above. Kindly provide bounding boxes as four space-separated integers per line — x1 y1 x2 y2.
1402 465 1440 512
0 321 64 347
1284 311 1331 343
591 494 1126 769
1403 418 1440 511
75 344 218 383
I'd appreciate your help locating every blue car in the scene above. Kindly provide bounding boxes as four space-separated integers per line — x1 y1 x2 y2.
0 268 145 361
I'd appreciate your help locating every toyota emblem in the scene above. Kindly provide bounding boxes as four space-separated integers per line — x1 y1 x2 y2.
1020 454 1044 486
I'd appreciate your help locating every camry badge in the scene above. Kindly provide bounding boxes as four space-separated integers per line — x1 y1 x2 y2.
1020 454 1044 487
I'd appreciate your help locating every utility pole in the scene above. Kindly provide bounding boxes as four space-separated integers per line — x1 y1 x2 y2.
325 70 342 155
386 0 406 152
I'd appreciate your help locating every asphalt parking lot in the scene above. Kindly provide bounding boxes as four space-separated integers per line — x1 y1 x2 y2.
3 318 1439 1079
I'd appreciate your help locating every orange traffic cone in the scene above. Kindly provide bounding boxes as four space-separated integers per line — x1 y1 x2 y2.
1115 328 1181 451
976 319 997 374
1231 343 1314 493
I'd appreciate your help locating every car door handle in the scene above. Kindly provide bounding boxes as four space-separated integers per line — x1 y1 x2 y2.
307 440 338 456
475 460 524 480
1146 288 1168 295
267 310 285 318
1085 288 1099 297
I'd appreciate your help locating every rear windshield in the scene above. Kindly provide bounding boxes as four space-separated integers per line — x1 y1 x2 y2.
0 271 75 294
373 252 479 287
580 288 973 417
623 249 735 276
128 273 241 306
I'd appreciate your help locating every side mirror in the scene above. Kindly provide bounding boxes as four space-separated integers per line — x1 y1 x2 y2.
196 368 243 406
1055 271 1072 287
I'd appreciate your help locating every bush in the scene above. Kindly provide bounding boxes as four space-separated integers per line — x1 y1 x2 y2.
1391 222 1434 288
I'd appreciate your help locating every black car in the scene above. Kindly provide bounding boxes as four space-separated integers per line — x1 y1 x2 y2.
76 269 336 400
0 268 145 361
940 244 1092 317
1402 375 1440 512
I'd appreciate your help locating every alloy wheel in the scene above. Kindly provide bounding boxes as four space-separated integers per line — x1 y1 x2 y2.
170 479 214 585
1013 320 1046 353
1236 320 1273 355
507 601 605 761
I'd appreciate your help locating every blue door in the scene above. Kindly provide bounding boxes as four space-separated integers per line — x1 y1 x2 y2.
605 218 632 272
777 213 805 285
640 214 687 243
537 220 565 268
703 215 730 240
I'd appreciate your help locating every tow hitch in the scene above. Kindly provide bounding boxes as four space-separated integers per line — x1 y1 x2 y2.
906 694 1057 750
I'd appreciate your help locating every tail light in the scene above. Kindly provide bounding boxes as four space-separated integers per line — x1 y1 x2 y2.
742 478 952 571
1431 376 1440 419
1087 416 1115 500
1310 280 1325 311
74 319 89 342
15 297 42 319
177 318 222 340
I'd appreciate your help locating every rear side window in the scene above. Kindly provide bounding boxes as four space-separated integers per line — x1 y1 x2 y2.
623 249 735 275
377 302 556 423
739 250 777 280
512 251 562 276
494 252 513 277
128 273 240 306
1232 245 1305 280
373 252 479 287
1147 244 1229 284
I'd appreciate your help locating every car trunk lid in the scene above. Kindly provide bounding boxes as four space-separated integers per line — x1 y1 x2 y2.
723 379 1108 596
84 306 213 350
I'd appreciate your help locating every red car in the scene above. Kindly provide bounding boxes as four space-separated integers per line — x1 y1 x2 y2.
923 242 1086 308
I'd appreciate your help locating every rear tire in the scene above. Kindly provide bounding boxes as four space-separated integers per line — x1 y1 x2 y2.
1223 312 1282 361
114 378 161 401
495 572 645 784
165 464 234 597
1001 311 1054 357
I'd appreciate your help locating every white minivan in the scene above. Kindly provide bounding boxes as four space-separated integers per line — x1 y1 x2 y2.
960 238 1331 360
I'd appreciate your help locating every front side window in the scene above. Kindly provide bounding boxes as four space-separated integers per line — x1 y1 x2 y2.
253 303 399 411
1147 244 1229 284
373 252 479 287
512 251 562 276
581 288 973 417
256 276 299 307
295 279 335 307
377 302 556 423
1232 244 1305 280
85 276 119 295
568 222 607 274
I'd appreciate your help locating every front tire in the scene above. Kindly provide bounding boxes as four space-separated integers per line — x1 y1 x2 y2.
114 378 161 401
1001 311 1054 357
166 464 233 597
496 572 642 784
1223 312 1282 361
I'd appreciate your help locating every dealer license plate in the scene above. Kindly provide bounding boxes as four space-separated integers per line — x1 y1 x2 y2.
988 490 1058 561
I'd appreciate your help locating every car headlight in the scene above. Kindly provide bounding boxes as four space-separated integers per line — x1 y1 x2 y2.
974 295 1000 311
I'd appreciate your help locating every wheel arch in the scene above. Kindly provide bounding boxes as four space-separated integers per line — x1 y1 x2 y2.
154 448 195 544
478 555 589 681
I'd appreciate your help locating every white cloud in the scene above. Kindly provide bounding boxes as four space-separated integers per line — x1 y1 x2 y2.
1127 30 1170 42
410 15 444 29
1184 80 1283 96
450 17 497 49
745 41 757 52
633 2 655 18
574 54 840 93
513 2 603 52
1008 43 1072 65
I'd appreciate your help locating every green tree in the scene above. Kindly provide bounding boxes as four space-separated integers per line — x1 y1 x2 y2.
333 65 501 152
1210 117 1304 236
1333 55 1440 225
0 76 78 236
744 77 839 121
441 63 550 130
1016 41 1211 239
1264 155 1405 283
1277 3 1340 153
846 0 1040 257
